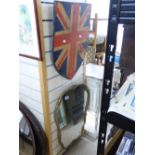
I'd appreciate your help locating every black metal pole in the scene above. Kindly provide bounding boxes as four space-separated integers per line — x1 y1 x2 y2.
97 0 121 154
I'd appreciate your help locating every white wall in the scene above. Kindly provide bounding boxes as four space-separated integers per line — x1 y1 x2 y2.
19 56 44 128
86 0 110 36
19 0 86 154
41 0 86 154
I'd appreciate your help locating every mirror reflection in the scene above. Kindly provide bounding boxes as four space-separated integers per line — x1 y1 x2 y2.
19 110 35 155
54 85 89 149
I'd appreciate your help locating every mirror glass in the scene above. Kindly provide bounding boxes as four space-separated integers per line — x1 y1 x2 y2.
54 85 89 149
19 110 35 155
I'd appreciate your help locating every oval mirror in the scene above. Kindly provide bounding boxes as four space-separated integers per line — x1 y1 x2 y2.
54 84 90 149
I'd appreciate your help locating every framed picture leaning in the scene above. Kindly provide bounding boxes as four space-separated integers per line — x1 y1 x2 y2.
19 0 42 60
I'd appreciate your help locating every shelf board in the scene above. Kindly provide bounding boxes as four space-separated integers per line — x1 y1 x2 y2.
106 112 135 133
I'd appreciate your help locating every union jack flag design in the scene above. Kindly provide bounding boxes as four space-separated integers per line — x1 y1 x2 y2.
53 2 91 79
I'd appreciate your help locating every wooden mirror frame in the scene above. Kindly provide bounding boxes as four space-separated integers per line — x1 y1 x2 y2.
19 101 49 155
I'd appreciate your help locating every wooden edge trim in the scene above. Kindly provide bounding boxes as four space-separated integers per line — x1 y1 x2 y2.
92 13 98 48
36 0 53 155
104 129 124 155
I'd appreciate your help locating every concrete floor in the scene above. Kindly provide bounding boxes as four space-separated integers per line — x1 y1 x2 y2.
63 136 98 155
62 123 113 155
19 137 33 155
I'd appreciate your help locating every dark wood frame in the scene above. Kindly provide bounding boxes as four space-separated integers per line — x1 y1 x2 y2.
19 0 42 61
19 101 49 155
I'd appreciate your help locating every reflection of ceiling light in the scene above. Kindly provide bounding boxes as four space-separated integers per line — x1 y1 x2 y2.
62 40 66 43
79 35 82 38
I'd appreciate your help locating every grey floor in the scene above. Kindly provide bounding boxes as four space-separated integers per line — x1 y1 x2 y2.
63 136 98 155
19 137 33 155
62 124 113 155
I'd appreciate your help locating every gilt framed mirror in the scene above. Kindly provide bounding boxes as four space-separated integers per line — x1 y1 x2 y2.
54 84 90 149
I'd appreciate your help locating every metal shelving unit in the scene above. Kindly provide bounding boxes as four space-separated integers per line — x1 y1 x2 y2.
97 0 135 154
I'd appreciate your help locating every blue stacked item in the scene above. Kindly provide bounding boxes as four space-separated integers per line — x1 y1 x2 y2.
116 131 135 155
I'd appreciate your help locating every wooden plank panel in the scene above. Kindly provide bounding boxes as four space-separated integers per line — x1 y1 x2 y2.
104 129 124 155
37 0 53 154
41 3 54 20
43 21 54 36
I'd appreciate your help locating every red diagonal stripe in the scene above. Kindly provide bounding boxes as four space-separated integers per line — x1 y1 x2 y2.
80 5 91 27
55 4 70 30
55 46 68 70
66 4 80 79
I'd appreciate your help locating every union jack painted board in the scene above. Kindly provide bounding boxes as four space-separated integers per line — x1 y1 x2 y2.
53 1 91 79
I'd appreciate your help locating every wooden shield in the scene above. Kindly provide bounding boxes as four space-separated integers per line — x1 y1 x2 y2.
53 1 91 79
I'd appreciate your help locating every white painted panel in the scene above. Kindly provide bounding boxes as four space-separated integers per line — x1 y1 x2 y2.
72 65 84 80
41 0 54 3
53 145 62 155
48 75 67 92
42 3 54 20
44 37 53 52
48 76 83 102
51 122 57 132
52 138 59 150
69 76 83 87
43 21 54 36
50 113 55 124
19 85 42 102
51 130 58 141
40 122 45 129
19 74 41 91
47 65 83 91
48 83 68 102
19 94 43 113
46 52 53 66
48 65 83 91
49 100 58 114
29 109 45 124
19 56 39 66
19 62 40 79
47 66 58 79
58 0 85 2
19 100 44 125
